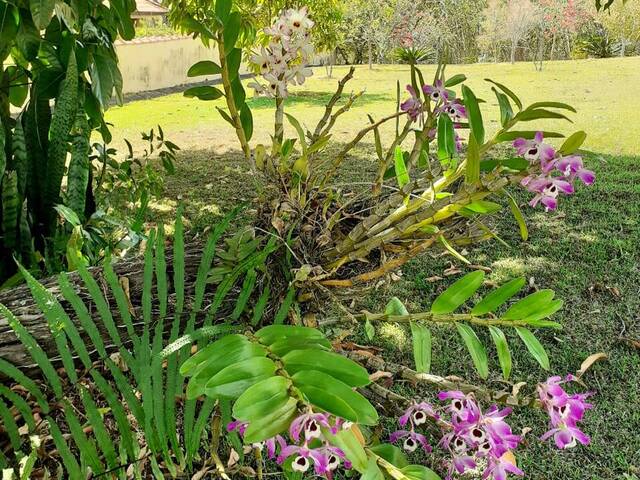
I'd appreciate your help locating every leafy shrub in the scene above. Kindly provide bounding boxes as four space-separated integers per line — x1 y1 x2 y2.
574 24 620 58
393 46 436 64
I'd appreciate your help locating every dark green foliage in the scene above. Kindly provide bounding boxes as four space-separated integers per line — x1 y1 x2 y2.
0 0 137 284
180 324 378 443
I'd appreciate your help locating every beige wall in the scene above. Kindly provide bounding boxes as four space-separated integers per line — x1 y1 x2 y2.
115 36 230 94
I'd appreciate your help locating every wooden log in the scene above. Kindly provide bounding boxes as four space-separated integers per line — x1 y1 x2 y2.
0 241 209 370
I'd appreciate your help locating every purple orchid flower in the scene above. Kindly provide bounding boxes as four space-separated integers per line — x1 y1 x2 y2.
227 420 248 436
438 391 481 424
540 424 590 449
482 453 525 480
278 444 349 477
556 155 596 185
265 435 288 460
538 375 593 450
389 429 432 453
422 79 450 103
442 99 467 121
399 402 439 427
513 132 556 163
400 85 423 122
289 411 333 442
525 175 574 210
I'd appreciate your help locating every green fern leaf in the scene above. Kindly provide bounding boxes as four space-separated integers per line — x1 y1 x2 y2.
0 303 63 398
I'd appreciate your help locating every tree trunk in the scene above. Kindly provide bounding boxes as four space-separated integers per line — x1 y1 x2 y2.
0 242 210 371
368 40 373 70
620 38 626 57
510 41 516 63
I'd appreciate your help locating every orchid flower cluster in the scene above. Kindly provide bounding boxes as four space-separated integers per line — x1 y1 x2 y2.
390 391 524 480
537 375 593 449
390 378 593 480
249 8 314 99
401 80 467 151
514 132 595 211
228 411 352 479
402 80 468 123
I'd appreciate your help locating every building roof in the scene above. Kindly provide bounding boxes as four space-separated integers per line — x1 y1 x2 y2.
133 0 168 16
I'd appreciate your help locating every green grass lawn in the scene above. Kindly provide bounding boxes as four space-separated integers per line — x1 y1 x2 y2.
106 58 640 479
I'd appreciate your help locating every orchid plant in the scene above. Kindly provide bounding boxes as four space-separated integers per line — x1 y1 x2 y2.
175 3 597 288
176 277 597 480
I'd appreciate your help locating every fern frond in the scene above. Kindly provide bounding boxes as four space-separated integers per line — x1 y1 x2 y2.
58 272 108 359
62 399 104 475
0 303 63 398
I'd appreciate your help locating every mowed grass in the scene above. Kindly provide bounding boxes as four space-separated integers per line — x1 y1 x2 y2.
107 57 640 156
107 58 640 479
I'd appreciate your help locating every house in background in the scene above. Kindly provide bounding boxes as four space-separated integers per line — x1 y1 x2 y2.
131 0 169 26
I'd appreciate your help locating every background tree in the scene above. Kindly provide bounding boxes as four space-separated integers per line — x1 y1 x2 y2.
504 0 541 63
598 0 640 55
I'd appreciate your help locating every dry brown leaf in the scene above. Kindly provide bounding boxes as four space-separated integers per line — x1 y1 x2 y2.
191 466 213 480
227 448 240 468
469 264 492 273
501 450 517 467
118 276 136 318
426 275 443 283
511 381 527 397
577 352 608 377
271 216 285 235
302 313 318 328
443 265 462 276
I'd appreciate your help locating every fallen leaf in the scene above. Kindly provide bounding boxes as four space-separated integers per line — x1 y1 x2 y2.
227 448 240 468
577 352 608 377
302 313 318 328
470 264 492 273
501 451 517 467
511 382 527 397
